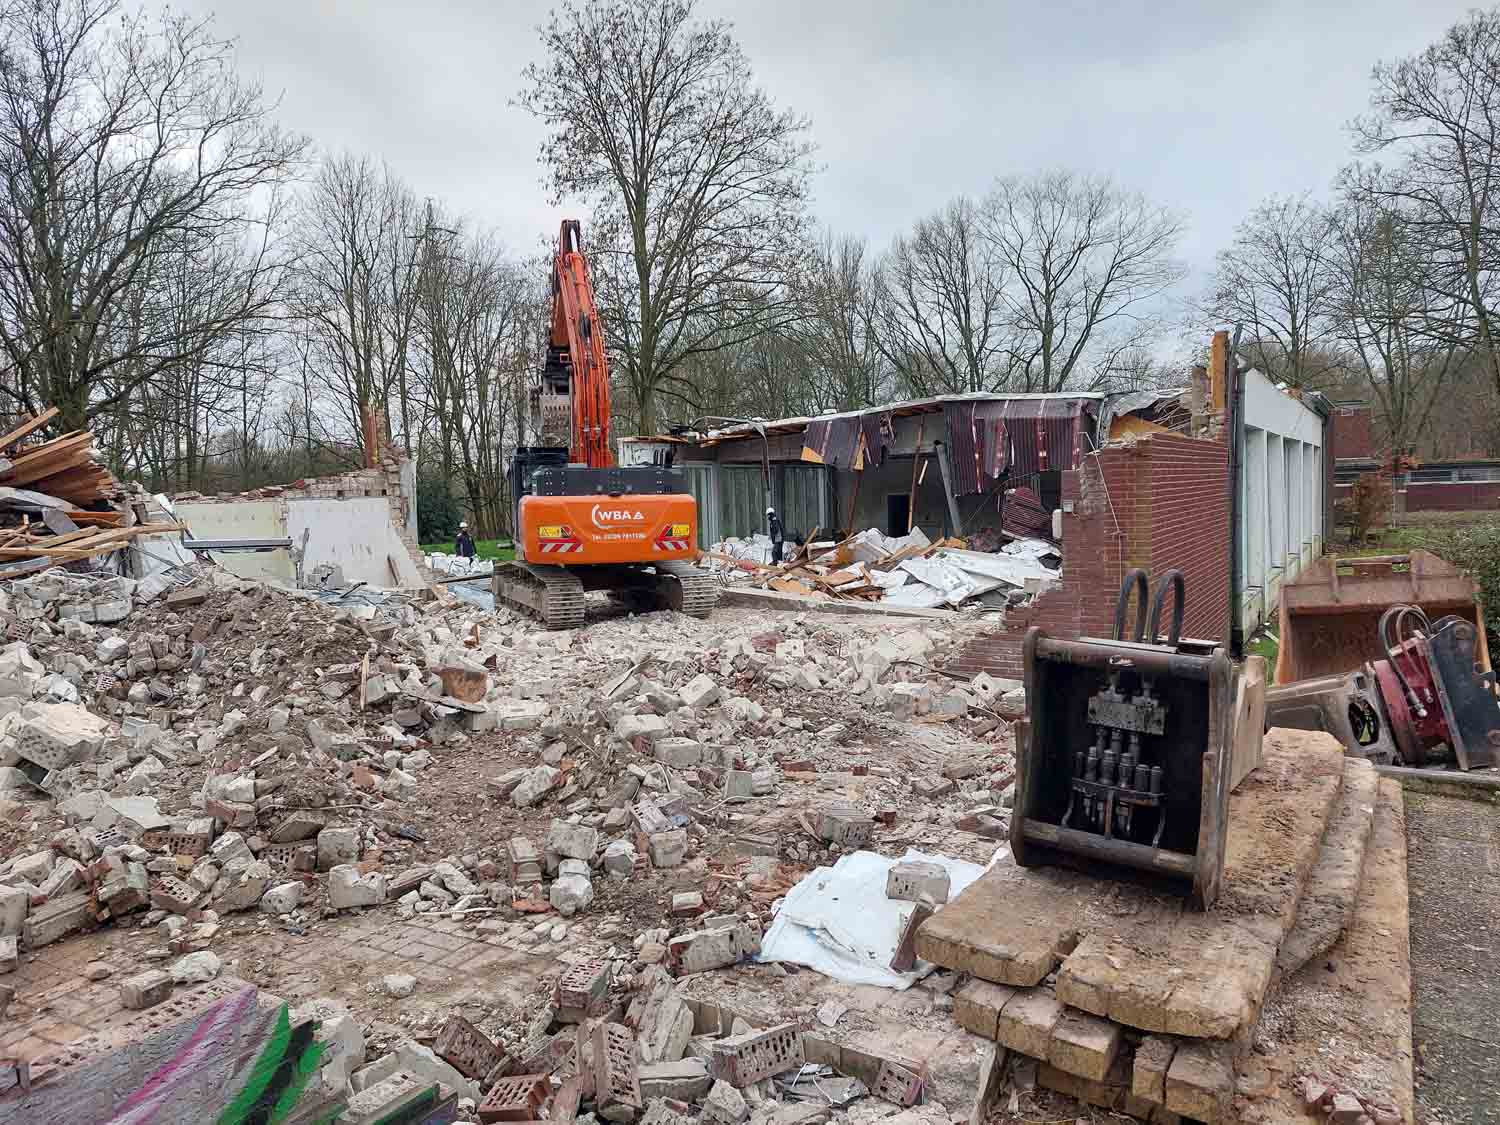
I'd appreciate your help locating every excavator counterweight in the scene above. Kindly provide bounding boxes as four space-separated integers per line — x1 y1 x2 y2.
492 223 718 628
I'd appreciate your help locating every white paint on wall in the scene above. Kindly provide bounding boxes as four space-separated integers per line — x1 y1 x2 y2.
176 501 295 583
288 497 426 587
1238 369 1327 640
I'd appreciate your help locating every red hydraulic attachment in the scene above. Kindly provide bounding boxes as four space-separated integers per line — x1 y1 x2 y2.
1266 602 1500 770
550 219 613 469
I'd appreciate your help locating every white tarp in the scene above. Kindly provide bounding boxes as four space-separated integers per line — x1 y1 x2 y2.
758 848 993 989
429 552 494 578
933 546 1060 587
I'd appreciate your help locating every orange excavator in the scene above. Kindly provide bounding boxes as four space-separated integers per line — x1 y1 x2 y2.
492 220 718 628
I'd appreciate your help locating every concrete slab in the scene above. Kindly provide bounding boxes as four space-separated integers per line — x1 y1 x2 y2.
1234 780 1414 1125
1275 757 1378 979
1055 730 1344 1038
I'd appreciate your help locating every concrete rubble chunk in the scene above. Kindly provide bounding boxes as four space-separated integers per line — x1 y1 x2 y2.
329 864 387 910
603 840 637 877
618 713 670 742
546 820 600 862
317 826 361 871
383 972 417 998
0 885 27 938
704 1079 749 1124
680 674 720 711
550 872 594 916
639 1058 712 1102
648 830 688 868
170 950 222 983
121 968 172 1010
12 702 108 771
259 881 304 915
512 764 560 808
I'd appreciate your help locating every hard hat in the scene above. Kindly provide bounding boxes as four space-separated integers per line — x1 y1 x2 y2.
459 521 468 528
765 507 775 515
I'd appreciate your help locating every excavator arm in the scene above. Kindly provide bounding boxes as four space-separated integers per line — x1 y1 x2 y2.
550 220 613 468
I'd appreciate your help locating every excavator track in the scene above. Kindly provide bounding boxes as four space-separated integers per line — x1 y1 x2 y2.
491 561 586 630
655 560 719 618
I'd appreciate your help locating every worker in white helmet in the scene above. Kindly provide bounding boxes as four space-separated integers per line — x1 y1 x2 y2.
766 506 785 565
454 521 476 559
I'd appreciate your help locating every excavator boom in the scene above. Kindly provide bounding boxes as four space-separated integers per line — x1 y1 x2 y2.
494 220 717 629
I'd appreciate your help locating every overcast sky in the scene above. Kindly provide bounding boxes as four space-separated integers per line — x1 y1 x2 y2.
177 0 1474 290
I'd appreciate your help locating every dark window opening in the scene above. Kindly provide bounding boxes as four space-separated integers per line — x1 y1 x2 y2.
887 493 910 538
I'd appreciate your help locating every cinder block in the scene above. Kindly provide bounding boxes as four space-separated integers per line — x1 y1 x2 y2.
885 860 950 904
591 1023 642 1116
20 891 92 949
708 1023 804 1087
150 876 202 915
120 968 172 1010
554 959 610 1022
873 1057 926 1106
815 804 873 847
434 1013 506 1080
1165 1038 1232 1123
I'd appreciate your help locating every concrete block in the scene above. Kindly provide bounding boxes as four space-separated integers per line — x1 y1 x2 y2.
886 860 950 904
648 830 688 868
20 890 91 949
617 713 669 742
120 968 173 1010
1132 1035 1177 1103
328 864 386 910
995 988 1064 1060
259 882 304 915
316 826 361 871
639 1058 712 1101
703 1079 748 1124
953 979 1017 1040
545 820 599 862
709 1023 804 1087
550 873 594 917
1048 1008 1123 1082
0 935 16 973
654 737 703 768
680 675 720 711
270 810 327 844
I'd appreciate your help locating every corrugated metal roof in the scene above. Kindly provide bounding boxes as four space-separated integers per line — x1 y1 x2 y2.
679 391 1107 446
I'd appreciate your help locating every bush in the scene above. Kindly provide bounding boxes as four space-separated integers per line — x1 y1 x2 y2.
1336 471 1391 545
417 475 463 543
1411 521 1500 643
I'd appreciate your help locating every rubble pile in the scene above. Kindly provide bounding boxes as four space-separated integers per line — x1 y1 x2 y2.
0 558 1015 986
707 526 1060 611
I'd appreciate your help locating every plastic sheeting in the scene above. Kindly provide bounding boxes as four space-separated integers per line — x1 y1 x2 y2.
758 848 992 989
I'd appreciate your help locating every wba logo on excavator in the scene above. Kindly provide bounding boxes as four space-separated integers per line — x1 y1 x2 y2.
590 504 646 529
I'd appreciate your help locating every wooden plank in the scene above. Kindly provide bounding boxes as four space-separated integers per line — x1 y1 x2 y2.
0 406 58 453
62 509 123 527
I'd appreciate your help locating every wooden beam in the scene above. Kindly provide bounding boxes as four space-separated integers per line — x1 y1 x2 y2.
0 407 58 453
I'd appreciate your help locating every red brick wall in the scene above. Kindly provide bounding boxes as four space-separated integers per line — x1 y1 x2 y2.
1332 405 1379 460
1403 481 1500 512
948 433 1230 680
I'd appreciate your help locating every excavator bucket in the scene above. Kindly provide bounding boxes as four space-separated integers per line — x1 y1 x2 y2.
1274 550 1490 683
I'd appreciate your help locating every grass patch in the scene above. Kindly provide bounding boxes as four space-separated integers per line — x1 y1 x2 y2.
420 538 514 562
1247 630 1279 680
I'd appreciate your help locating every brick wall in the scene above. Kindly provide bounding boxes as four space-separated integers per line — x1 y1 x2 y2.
1403 481 1500 512
1332 404 1379 460
948 433 1230 680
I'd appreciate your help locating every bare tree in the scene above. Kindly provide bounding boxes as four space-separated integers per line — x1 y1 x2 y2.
1205 194 1339 388
1350 8 1500 401
1327 192 1469 460
985 171 1186 392
793 233 886 411
0 0 305 431
291 154 423 459
519 0 815 434
874 198 1011 397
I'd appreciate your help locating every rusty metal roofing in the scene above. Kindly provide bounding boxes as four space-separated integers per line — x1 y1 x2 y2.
683 391 1106 446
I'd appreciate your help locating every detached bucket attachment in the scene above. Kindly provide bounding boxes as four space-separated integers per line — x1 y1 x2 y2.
1010 570 1261 911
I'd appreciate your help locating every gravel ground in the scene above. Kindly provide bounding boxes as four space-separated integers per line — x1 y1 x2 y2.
1406 790 1500 1124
